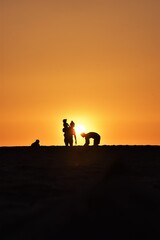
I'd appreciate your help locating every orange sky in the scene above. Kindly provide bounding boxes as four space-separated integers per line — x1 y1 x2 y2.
1 0 160 146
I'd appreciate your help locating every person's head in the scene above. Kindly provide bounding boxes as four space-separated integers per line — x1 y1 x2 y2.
70 121 75 127
36 139 40 144
81 132 86 138
63 119 67 123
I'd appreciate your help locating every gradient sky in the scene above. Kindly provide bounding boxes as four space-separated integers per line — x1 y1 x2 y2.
1 0 160 146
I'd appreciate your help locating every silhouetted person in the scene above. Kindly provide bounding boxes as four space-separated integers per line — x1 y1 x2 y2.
81 132 101 146
62 119 70 146
69 121 77 146
62 119 77 146
31 139 40 148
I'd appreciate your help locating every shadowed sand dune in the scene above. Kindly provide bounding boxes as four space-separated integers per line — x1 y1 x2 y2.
0 146 160 239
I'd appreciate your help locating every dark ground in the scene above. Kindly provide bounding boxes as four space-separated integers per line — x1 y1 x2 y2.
0 146 160 239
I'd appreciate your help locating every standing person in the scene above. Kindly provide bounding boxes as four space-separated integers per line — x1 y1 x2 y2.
62 119 70 146
81 132 101 146
69 121 77 146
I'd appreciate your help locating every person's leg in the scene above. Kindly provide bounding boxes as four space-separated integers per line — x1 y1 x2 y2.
94 136 100 146
64 135 70 146
97 135 100 145
70 138 73 146
94 139 98 146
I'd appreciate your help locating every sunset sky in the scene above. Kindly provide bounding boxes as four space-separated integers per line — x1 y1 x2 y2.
1 0 160 146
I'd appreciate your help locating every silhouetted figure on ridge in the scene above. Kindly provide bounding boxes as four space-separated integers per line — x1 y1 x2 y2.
62 119 77 146
62 119 70 146
81 132 101 146
31 139 40 148
69 121 77 146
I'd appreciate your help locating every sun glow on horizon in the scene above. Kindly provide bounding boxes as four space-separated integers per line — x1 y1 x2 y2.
1 1 160 146
75 125 86 135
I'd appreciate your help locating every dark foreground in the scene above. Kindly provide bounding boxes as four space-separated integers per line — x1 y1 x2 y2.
0 146 160 239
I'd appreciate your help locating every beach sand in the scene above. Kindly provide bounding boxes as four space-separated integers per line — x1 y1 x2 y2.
0 146 160 239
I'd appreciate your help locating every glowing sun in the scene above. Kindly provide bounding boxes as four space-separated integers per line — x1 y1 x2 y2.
75 125 86 135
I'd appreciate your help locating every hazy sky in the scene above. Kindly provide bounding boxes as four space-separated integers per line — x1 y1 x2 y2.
1 0 160 146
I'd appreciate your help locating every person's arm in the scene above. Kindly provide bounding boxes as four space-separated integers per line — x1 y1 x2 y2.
84 136 89 146
73 130 77 144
